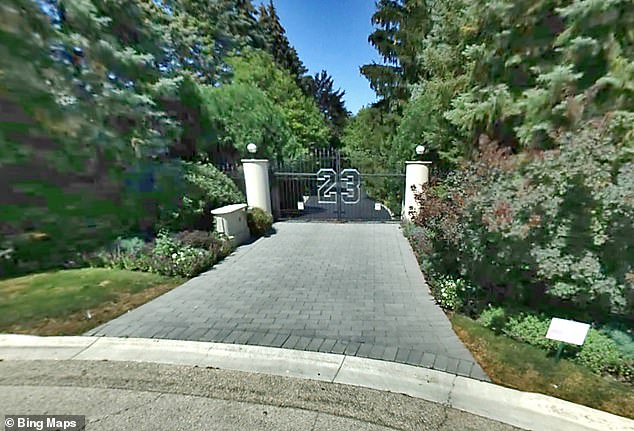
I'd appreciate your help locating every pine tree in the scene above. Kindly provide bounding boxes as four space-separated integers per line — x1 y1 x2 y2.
304 71 350 146
232 0 268 50
361 0 431 104
258 1 307 84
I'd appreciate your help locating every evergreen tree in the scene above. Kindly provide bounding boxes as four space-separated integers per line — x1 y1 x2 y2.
361 0 431 104
258 0 307 84
0 0 178 252
232 0 268 50
1 0 333 271
304 70 350 146
347 0 634 209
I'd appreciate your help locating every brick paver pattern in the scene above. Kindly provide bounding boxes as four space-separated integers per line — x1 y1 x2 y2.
87 223 489 381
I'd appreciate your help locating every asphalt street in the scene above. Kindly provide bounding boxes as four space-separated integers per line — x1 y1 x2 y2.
0 360 520 431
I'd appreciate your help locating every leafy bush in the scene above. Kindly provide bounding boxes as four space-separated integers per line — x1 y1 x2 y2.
575 330 631 380
503 313 559 351
402 222 434 263
476 306 507 333
600 326 634 361
148 247 215 278
403 223 480 313
246 207 273 237
89 230 230 278
114 237 146 256
90 236 151 272
411 117 634 321
476 309 633 381
154 161 245 232
147 230 214 277
429 274 476 311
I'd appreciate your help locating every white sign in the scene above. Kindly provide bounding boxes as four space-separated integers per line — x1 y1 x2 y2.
374 203 381 211
546 318 590 346
297 201 305 210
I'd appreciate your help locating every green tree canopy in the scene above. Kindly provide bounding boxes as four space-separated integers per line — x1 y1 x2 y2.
200 83 300 161
228 50 330 152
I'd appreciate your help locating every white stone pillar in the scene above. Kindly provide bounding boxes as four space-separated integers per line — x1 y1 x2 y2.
403 161 431 221
242 159 272 216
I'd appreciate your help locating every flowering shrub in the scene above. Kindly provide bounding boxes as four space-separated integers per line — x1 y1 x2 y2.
146 230 217 277
90 230 231 278
147 246 215 278
429 275 476 311
411 116 634 320
151 230 181 259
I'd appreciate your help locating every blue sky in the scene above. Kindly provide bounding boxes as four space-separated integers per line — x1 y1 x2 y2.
255 0 381 114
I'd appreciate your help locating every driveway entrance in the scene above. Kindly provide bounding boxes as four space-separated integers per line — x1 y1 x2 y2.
87 223 488 381
272 148 404 221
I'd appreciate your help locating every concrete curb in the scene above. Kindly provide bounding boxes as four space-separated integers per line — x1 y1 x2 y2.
0 334 631 431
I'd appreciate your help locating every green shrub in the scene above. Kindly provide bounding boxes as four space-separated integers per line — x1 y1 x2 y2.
574 330 631 379
151 230 182 259
429 275 476 311
147 231 216 277
503 313 560 351
246 207 273 237
154 161 245 232
475 308 633 381
114 237 146 256
403 224 482 313
89 230 225 278
476 306 507 333
85 236 148 271
411 117 634 320
402 222 434 261
147 246 215 278
600 326 634 361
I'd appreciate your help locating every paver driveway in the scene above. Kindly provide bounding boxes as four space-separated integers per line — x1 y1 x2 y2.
87 222 488 380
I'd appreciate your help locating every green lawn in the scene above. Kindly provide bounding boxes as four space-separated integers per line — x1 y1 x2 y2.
0 268 184 335
451 314 633 419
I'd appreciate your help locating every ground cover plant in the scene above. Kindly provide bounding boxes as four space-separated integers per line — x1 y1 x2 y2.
88 230 233 278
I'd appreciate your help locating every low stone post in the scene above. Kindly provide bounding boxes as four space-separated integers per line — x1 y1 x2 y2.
403 161 431 221
242 159 272 216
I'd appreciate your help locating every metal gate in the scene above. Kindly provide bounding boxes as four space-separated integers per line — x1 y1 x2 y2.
272 148 404 221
